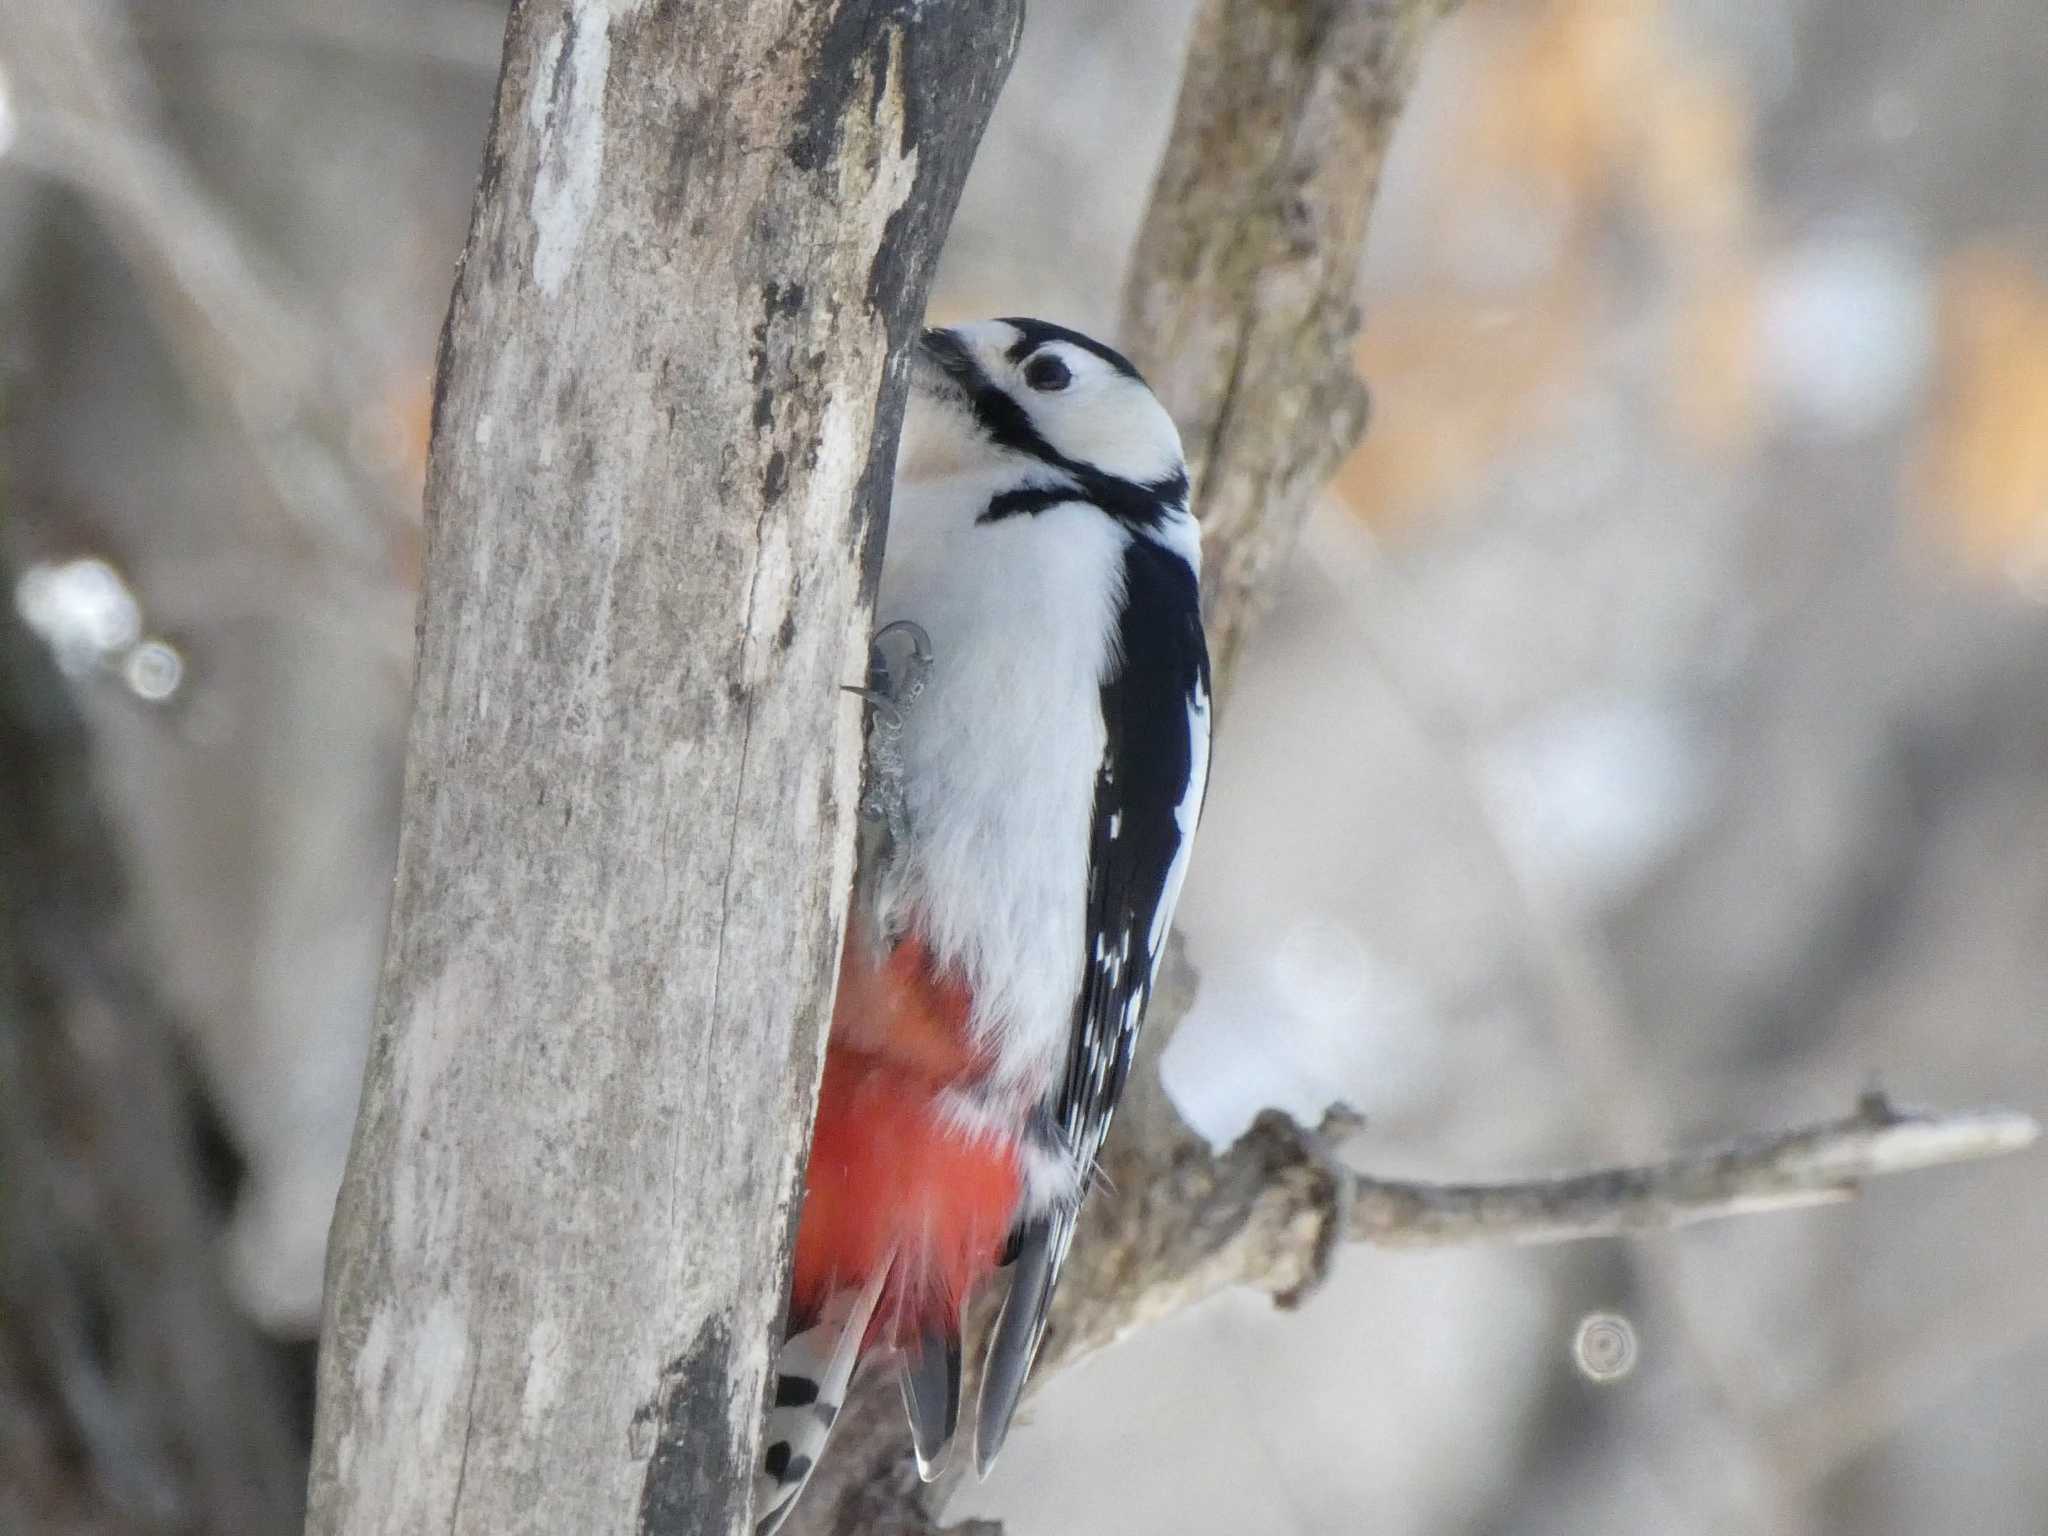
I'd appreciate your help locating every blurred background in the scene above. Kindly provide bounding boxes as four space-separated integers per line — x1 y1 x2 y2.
3 1 2044 1533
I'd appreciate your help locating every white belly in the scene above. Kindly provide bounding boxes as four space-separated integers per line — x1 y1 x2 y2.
874 474 1128 1097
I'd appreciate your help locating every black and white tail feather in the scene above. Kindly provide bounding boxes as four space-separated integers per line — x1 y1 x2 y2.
755 1263 890 1535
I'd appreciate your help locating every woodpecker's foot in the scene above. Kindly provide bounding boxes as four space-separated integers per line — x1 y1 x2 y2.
844 620 933 837
841 620 933 726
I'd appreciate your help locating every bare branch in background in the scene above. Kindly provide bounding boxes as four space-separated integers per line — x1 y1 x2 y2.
1122 0 1454 686
1102 0 1458 1150
1342 1093 2041 1246
1028 1092 2043 1399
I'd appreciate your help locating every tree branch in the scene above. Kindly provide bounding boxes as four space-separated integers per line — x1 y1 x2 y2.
1342 1093 2041 1249
1027 1096 2043 1396
1122 0 1454 686
1063 1094 2043 1357
798 1092 2037 1536
1108 0 1454 1143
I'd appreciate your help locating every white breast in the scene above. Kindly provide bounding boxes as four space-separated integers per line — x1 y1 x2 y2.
874 470 1129 1097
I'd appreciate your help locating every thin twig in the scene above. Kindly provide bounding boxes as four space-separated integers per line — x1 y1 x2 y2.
1345 1093 2041 1248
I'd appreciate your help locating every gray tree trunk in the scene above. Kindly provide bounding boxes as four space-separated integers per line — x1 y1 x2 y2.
304 4 1020 1533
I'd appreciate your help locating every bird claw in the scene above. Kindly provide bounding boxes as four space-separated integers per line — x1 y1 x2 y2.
867 620 933 715
846 621 933 840
838 683 901 730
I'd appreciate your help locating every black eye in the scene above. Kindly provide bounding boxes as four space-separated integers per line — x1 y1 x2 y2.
1023 353 1072 392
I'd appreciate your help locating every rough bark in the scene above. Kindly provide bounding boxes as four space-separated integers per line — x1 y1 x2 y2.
304 4 1020 1534
0 573 305 1536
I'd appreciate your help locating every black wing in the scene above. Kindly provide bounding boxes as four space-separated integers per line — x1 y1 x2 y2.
976 535 1211 1469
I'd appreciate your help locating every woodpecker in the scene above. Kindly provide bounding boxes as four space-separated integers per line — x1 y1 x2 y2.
756 319 1211 1532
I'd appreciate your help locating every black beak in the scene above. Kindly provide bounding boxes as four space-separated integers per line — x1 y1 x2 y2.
916 327 978 392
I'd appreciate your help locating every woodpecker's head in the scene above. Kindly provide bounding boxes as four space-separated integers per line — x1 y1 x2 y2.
901 319 1188 517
